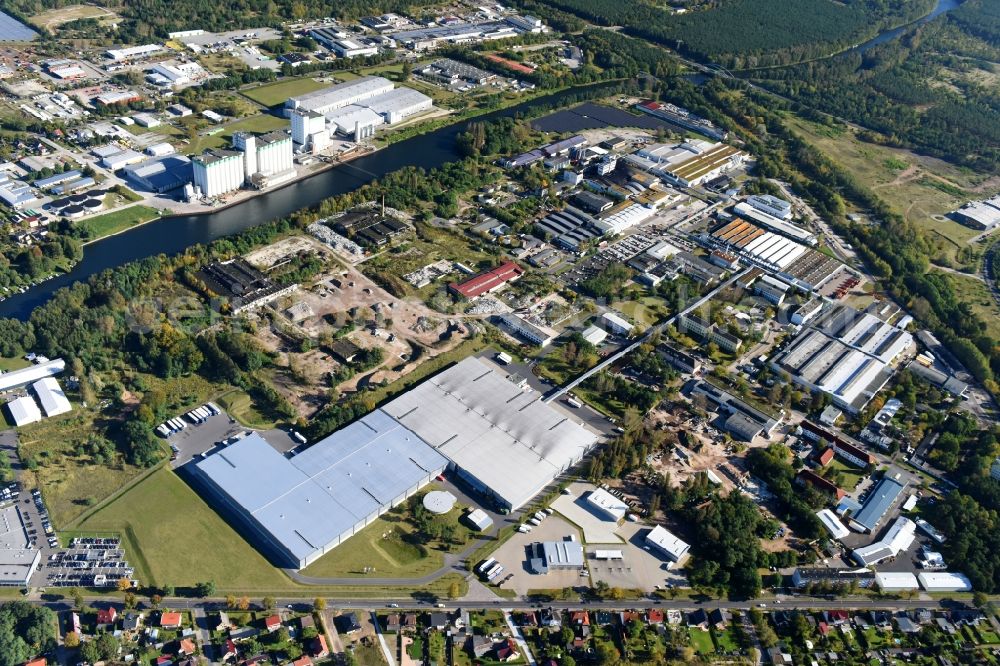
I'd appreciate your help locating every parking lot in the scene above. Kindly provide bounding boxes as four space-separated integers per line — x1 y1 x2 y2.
43 536 134 588
164 407 305 468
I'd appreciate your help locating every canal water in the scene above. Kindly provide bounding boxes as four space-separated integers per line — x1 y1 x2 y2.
0 83 623 319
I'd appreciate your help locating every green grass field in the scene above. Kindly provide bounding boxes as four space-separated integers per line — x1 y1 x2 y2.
75 467 293 589
824 457 866 491
217 389 279 429
187 114 290 154
689 628 715 655
241 78 327 106
78 205 160 240
300 491 473 579
17 409 148 527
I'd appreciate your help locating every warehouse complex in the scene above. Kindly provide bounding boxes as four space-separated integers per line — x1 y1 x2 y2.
286 76 432 142
382 357 599 510
771 303 914 413
193 356 598 567
191 413 448 569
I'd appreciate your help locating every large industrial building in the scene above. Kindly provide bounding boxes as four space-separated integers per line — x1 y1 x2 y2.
194 356 598 567
0 505 40 587
192 130 294 197
624 139 744 188
852 516 916 566
382 357 599 511
192 412 448 569
771 303 913 413
850 477 906 533
952 195 1000 230
286 76 431 141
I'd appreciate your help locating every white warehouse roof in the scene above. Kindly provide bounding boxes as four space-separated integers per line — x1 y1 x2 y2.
0 358 64 392
645 524 690 562
918 572 972 592
6 396 41 426
32 376 71 417
816 508 849 541
193 412 448 569
585 487 628 521
382 356 599 510
875 571 919 591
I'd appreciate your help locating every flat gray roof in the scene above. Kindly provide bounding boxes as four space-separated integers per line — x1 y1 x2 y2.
194 411 447 567
382 356 598 510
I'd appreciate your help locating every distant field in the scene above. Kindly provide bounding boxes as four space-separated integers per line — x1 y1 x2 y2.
78 205 159 240
31 4 118 31
786 116 994 267
241 77 326 106
935 270 1000 340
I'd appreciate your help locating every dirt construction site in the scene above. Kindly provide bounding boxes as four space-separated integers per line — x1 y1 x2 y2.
244 236 474 418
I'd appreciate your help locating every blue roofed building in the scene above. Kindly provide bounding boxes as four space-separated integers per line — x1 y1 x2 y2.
849 477 906 533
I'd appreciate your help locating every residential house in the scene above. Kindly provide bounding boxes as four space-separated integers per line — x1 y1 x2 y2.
292 657 313 666
123 613 143 632
230 627 259 641
24 659 45 666
647 609 664 625
97 607 117 626
385 614 401 632
299 615 315 630
177 639 196 656
216 612 234 631
334 613 362 634
264 615 282 633
427 612 448 631
495 638 519 662
815 448 834 467
471 635 494 658
896 617 920 634
708 609 731 630
620 611 641 626
516 611 538 627
160 612 182 629
594 611 613 626
311 635 329 658
221 639 238 661
402 614 417 632
540 609 562 628
570 611 590 627
155 656 172 666
826 610 849 625
687 610 708 629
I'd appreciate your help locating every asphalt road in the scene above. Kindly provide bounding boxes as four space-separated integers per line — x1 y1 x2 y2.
38 594 980 614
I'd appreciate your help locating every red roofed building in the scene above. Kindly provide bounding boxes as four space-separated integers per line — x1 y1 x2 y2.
816 447 834 467
264 615 281 632
97 607 117 625
448 261 524 299
801 421 876 467
570 611 589 626
25 658 46 666
647 609 664 625
178 639 196 656
292 657 313 666
485 54 535 76
160 612 182 629
222 639 238 661
311 635 329 658
796 469 846 501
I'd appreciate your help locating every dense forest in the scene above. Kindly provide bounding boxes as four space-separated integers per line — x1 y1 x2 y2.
752 0 1000 171
521 0 935 68
0 0 440 38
